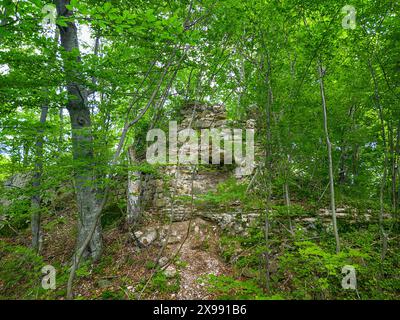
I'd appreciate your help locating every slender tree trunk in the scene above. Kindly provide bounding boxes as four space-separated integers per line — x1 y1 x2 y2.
127 146 142 225
283 159 294 234
318 62 340 253
90 35 100 115
262 51 273 292
31 30 59 252
23 143 30 167
56 0 102 261
388 123 394 209
368 59 388 260
264 200 271 293
284 50 296 234
338 106 356 185
349 105 358 184
58 107 63 153
389 122 397 212
395 120 400 214
31 105 49 252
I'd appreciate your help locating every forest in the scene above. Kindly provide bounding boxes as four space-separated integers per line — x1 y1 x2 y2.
0 0 399 301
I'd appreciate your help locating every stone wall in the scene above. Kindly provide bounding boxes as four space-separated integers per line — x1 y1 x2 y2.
128 103 258 232
127 103 384 235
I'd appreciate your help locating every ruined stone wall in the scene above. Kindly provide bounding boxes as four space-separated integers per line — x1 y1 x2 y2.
128 103 382 235
128 103 259 233
148 104 237 221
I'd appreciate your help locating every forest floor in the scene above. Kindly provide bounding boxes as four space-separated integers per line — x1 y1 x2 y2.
74 215 233 299
1 191 399 300
1 207 233 299
165 218 232 299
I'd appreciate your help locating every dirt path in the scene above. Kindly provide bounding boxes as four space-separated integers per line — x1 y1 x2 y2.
164 218 231 300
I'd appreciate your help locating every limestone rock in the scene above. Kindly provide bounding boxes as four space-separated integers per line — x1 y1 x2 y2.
139 229 157 245
164 265 177 278
158 256 169 267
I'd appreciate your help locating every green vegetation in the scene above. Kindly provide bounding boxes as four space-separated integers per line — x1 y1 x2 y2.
217 213 400 300
0 0 399 300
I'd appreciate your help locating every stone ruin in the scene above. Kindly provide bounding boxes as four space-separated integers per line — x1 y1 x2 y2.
127 103 259 234
126 103 379 238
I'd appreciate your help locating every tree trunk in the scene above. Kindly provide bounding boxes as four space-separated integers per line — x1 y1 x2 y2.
390 120 399 212
31 29 59 252
284 177 293 234
56 0 102 261
58 107 63 153
262 51 273 292
395 120 400 214
127 146 142 225
31 105 48 252
338 139 347 185
389 121 397 212
318 62 340 253
368 59 388 261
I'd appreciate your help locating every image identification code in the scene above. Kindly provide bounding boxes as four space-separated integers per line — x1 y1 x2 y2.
153 304 247 317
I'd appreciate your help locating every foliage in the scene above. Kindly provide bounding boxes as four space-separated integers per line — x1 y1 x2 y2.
195 178 263 210
218 219 400 300
0 241 69 299
203 274 283 300
136 270 180 295
0 0 399 300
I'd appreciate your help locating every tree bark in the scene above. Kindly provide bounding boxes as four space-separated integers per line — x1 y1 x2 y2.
318 62 340 253
389 122 397 212
395 120 400 214
368 59 388 261
262 49 273 292
56 0 102 261
127 146 142 225
31 104 48 252
31 29 59 252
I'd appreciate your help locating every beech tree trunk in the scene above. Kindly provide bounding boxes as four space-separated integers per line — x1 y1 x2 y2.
395 120 400 214
127 146 142 225
318 62 340 253
368 59 388 260
56 0 102 261
31 30 59 252
31 104 48 252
